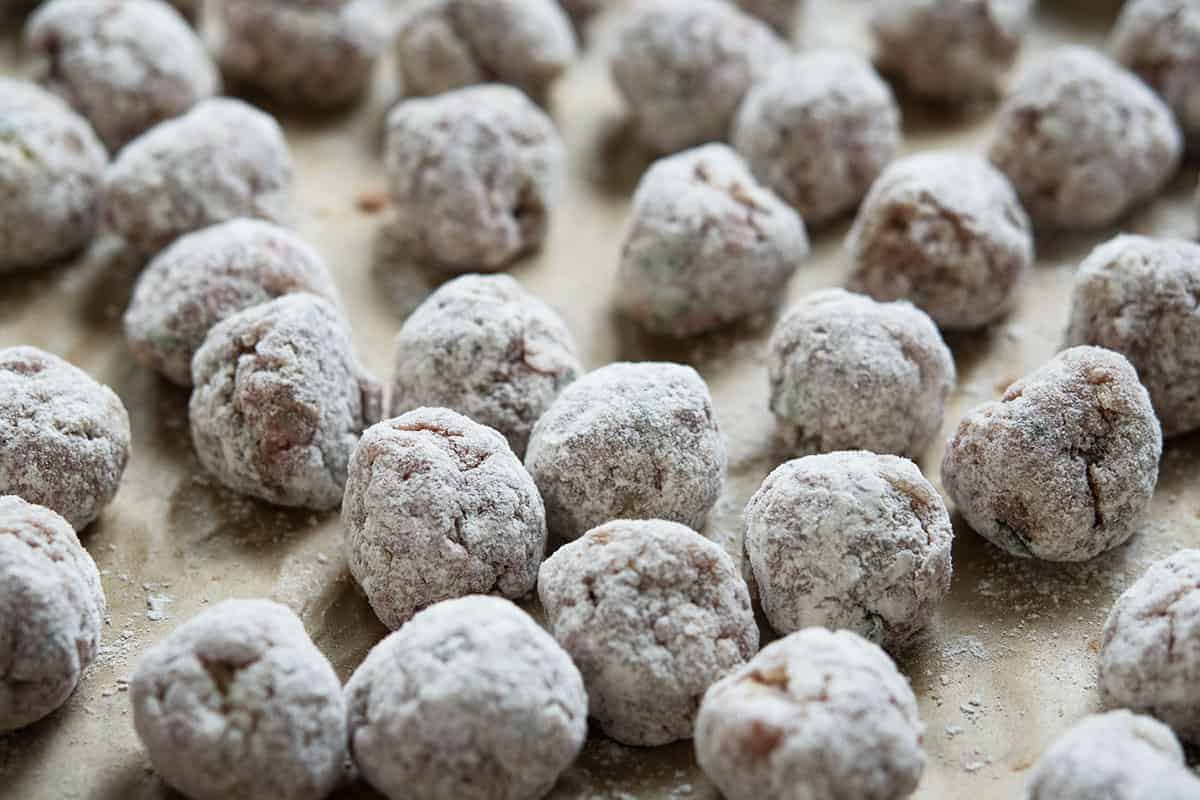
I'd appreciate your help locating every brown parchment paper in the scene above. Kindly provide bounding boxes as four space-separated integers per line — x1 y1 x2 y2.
2 1 1199 798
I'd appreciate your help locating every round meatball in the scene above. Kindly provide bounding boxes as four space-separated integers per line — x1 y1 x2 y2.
0 496 104 733
617 144 808 337
734 0 802 34
847 151 1033 330
695 628 925 800
733 50 901 227
943 346 1162 562
189 294 383 510
396 0 576 101
871 0 1031 102
611 0 788 154
1066 235 1200 437
1027 711 1200 800
0 346 131 530
343 408 547 631
538 519 758 746
766 289 955 458
0 78 107 273
384 84 565 272
745 451 953 651
389 274 582 457
524 361 727 541
130 599 346 800
345 596 586 800
988 46 1181 229
102 97 292 258
124 219 340 387
1100 549 1200 744
1112 0 1200 152
25 0 218 152
216 0 384 109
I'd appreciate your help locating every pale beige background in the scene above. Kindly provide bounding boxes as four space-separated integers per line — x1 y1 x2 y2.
2 1 1199 798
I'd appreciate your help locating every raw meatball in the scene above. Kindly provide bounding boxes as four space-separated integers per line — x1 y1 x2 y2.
1099 549 1200 743
524 362 726 541
847 151 1033 330
345 596 587 800
766 289 955 458
616 144 808 337
130 599 346 800
943 346 1162 562
0 346 131 530
734 0 802 34
0 496 104 733
189 294 383 510
124 219 340 388
0 78 107 273
343 408 546 631
1111 0 1200 151
745 451 953 651
25 0 218 152
396 0 576 101
538 519 758 746
733 50 901 227
389 274 581 457
102 97 292 258
1066 235 1200 437
871 0 1031 102
611 0 788 154
695 628 925 800
384 84 565 272
988 46 1182 229
1026 710 1200 800
216 0 384 109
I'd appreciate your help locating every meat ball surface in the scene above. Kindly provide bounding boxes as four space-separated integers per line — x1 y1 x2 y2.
943 346 1162 562
538 519 758 747
766 289 955 458
0 346 131 530
0 496 104 733
616 143 809 337
25 0 218 152
189 294 383 510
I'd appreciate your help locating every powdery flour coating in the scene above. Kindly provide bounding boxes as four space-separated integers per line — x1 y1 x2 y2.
538 519 758 746
1112 0 1200 151
943 346 1162 562
745 452 953 651
124 219 340 388
610 0 788 154
343 408 547 631
988 46 1182 230
766 289 955 458
389 274 581 457
616 144 809 337
0 78 107 273
189 294 383 510
216 0 385 109
0 496 104 733
25 0 218 152
385 84 565 272
1026 710 1200 800
733 0 802 34
871 0 1032 102
396 0 576 101
102 98 292 258
345 596 587 800
524 362 727 541
1066 236 1200 438
1099 549 1200 744
0 347 131 530
130 599 346 800
732 50 901 227
694 628 925 800
847 151 1034 331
